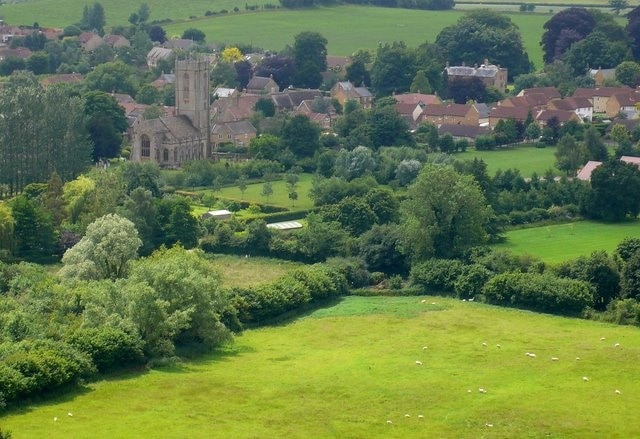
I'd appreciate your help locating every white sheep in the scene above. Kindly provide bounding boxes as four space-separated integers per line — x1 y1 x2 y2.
600 337 606 341
496 344 501 349
54 417 58 422
416 360 423 366
614 343 620 348
478 388 487 394
582 376 589 382
387 420 393 425
422 346 428 350
482 342 488 347
576 357 581 360
418 415 424 419
485 423 494 428
68 412 73 417
551 357 559 361
405 414 411 418
615 390 621 395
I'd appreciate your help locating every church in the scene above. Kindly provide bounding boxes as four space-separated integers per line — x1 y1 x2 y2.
130 58 211 167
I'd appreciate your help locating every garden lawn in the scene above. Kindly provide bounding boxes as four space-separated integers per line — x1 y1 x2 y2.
212 173 316 210
3 295 640 438
494 220 640 264
450 144 559 177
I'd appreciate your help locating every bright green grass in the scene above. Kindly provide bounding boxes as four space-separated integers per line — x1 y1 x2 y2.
3 295 640 438
450 144 558 177
494 220 640 264
213 172 315 209
163 7 550 67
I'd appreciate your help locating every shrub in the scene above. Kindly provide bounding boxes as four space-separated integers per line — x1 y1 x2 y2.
409 259 465 293
1 340 95 398
596 299 640 326
454 264 491 299
68 327 145 373
482 272 594 316
0 364 26 403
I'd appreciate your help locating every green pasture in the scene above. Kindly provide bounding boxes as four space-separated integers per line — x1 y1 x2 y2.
494 220 640 264
202 172 316 210
164 7 550 68
3 295 640 438
452 144 558 177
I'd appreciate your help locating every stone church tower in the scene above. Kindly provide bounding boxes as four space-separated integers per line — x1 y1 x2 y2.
175 58 211 156
130 57 211 166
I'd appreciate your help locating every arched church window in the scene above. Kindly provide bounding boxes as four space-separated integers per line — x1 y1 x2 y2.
163 148 169 162
183 73 190 103
141 135 150 157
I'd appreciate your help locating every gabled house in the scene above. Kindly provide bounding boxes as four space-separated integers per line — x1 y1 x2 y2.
577 156 640 181
589 68 616 86
0 47 32 61
535 109 581 126
213 87 237 99
151 72 176 89
77 32 103 52
573 86 632 114
488 106 530 129
445 59 508 91
211 120 257 149
211 94 260 122
271 89 323 111
103 34 130 49
147 46 173 68
330 81 373 109
393 92 441 107
517 87 561 102
246 76 279 94
420 103 479 126
547 96 593 122
394 102 423 129
606 91 640 118
438 124 490 141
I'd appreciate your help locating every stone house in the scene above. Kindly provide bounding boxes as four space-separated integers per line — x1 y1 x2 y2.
330 81 373 109
246 76 280 94
606 91 640 118
103 34 130 49
211 120 257 149
573 87 632 114
445 59 508 91
146 47 173 68
420 103 479 126
77 32 103 52
547 97 593 122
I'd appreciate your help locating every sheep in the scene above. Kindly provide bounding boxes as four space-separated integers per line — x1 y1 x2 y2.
68 412 73 417
614 343 620 348
386 420 393 425
583 376 590 382
615 390 621 395
576 357 581 360
485 423 494 428
496 344 501 349
415 360 423 365
418 415 424 419
600 337 606 341
469 297 475 302
526 352 537 358
482 342 487 347
54 417 58 422
405 414 411 418
422 346 428 351
551 357 559 361
478 388 487 394
421 299 427 303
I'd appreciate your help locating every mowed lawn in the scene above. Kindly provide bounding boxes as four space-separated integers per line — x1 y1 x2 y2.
494 220 640 264
3 296 640 438
451 144 558 177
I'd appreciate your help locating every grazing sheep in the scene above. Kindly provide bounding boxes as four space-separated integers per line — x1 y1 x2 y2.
496 344 501 349
418 415 424 419
600 337 606 341
54 417 58 422
583 376 589 382
551 357 559 361
405 414 411 418
485 423 494 427
576 357 581 360
615 390 621 395
478 388 487 394
422 346 428 350
416 360 423 365
387 420 393 424
421 299 427 303
468 389 472 393
482 342 488 347
469 297 475 302
614 343 620 348
526 352 537 358
68 412 73 417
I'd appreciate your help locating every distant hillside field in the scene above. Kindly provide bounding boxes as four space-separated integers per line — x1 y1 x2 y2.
0 4 551 66
3 295 640 438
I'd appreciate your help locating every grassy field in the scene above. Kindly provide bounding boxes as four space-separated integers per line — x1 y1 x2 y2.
209 254 302 287
197 172 316 210
3 295 640 438
164 7 550 67
0 3 551 66
494 220 640 264
451 143 558 177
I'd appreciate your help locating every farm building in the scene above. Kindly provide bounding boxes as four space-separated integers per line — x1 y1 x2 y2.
201 209 233 220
